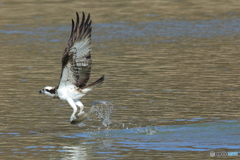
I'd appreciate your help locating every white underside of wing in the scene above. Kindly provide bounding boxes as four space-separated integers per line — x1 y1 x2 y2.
58 32 91 93
57 67 85 101
70 38 91 60
58 63 76 89
57 62 90 101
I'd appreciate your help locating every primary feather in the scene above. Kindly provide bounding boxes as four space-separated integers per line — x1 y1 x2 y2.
59 12 92 89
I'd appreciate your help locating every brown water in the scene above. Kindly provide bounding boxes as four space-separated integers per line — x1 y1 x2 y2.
1 0 240 159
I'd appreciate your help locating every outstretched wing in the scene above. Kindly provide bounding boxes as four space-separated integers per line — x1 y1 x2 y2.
58 12 92 89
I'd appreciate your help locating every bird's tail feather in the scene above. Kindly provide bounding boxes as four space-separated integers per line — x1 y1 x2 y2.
82 75 105 91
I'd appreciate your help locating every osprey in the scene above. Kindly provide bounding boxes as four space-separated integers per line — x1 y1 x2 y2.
39 12 104 123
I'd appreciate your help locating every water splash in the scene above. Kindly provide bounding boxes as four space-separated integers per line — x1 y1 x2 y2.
92 101 114 127
77 122 86 127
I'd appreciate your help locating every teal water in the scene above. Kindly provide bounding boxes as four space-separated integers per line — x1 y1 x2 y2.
2 17 240 46
1 121 239 159
64 121 240 151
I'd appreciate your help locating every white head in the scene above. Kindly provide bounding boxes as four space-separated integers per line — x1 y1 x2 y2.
39 86 56 97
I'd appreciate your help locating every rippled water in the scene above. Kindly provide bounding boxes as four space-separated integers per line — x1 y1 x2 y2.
1 0 240 159
1 121 239 159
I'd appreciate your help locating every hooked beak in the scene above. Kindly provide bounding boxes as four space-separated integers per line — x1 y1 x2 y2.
39 90 43 94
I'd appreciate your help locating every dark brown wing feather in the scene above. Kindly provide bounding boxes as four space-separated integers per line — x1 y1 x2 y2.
58 12 92 89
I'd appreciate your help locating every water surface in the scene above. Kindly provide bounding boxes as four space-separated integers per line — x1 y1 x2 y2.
1 0 240 159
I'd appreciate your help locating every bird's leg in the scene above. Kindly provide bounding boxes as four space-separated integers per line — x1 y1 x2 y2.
67 98 78 121
74 100 85 116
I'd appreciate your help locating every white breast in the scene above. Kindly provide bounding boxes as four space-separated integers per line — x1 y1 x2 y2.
57 86 85 101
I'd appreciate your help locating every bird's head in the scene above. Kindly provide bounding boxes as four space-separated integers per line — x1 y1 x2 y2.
39 86 56 97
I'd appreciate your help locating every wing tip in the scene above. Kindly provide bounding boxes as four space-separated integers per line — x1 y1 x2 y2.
100 75 105 79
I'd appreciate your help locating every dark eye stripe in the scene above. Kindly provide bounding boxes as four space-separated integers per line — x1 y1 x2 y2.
45 88 56 94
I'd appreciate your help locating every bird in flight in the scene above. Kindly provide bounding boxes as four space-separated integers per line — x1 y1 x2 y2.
39 12 104 123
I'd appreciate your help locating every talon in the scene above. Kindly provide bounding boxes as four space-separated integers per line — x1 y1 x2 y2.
71 120 76 124
70 115 77 122
70 115 78 124
78 111 85 117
